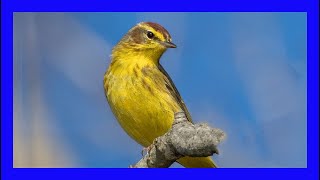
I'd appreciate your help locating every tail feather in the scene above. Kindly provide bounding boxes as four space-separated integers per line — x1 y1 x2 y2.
176 156 217 168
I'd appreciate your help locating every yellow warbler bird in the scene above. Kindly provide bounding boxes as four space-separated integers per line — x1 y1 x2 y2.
104 22 217 168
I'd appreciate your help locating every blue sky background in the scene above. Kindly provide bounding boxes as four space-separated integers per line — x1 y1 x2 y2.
13 12 306 167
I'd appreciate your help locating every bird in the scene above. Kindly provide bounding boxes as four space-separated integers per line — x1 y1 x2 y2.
103 22 217 168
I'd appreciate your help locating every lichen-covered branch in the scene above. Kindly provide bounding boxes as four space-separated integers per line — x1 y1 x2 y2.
132 111 226 168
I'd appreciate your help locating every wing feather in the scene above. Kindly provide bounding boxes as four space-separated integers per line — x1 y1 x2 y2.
158 64 193 123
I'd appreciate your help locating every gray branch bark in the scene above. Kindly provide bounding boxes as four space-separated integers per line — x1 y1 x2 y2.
132 111 226 168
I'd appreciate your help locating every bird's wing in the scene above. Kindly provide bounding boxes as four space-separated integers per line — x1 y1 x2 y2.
158 64 193 123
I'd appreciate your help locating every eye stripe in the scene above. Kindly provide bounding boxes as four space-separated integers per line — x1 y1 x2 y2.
144 22 170 39
145 30 162 41
153 36 161 41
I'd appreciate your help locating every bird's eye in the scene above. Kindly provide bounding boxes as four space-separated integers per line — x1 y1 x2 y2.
147 31 154 39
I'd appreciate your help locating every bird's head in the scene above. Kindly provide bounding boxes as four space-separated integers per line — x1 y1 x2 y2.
112 22 176 62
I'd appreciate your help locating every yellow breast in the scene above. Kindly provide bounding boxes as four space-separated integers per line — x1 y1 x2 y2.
104 60 181 147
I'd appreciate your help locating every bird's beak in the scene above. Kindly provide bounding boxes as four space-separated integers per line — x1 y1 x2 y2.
161 41 177 48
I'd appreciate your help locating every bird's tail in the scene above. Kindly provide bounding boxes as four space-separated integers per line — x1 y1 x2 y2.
177 156 218 168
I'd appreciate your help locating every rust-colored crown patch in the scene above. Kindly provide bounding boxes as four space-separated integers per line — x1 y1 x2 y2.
143 22 171 40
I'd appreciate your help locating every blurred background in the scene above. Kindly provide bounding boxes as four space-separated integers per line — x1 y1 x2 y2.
13 12 306 168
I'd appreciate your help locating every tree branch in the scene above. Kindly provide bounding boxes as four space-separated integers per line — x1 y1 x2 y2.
132 111 226 168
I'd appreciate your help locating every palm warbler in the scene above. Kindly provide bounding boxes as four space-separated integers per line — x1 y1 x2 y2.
104 22 217 168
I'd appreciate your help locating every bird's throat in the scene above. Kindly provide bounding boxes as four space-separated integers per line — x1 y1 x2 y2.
112 45 166 65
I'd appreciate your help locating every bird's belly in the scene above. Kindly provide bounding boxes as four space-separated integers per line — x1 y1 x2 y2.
107 77 180 147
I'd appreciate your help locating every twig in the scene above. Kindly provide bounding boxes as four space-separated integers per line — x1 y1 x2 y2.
132 111 226 168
